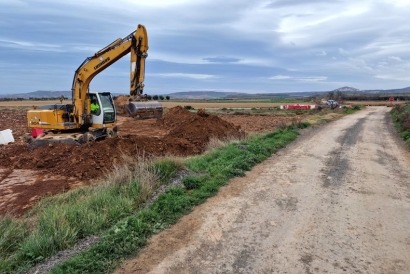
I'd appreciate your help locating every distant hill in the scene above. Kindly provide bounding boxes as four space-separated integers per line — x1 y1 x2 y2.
0 90 71 99
160 86 410 99
165 91 243 99
166 90 326 99
224 91 325 99
1 86 409 100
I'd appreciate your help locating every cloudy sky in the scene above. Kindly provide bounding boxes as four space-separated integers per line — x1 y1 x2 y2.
1 0 410 94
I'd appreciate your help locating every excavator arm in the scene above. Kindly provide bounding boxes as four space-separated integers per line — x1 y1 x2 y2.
72 24 148 126
27 24 159 145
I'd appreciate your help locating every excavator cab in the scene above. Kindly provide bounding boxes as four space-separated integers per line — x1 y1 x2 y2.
88 92 116 125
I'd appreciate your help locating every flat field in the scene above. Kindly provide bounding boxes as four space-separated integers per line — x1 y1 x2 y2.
161 101 285 109
344 100 408 106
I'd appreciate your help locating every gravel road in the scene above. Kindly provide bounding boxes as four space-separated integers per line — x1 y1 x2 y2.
116 107 410 274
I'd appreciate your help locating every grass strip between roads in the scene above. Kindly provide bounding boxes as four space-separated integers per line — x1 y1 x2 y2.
48 127 300 273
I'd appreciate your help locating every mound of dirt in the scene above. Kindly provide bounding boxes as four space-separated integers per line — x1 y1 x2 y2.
113 95 130 115
0 107 249 215
158 106 245 150
0 109 28 144
0 136 196 181
0 107 244 181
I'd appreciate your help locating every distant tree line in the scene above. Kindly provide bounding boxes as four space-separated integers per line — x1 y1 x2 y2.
310 92 410 102
112 95 171 101
114 95 171 100
340 94 410 101
0 95 172 102
149 95 170 100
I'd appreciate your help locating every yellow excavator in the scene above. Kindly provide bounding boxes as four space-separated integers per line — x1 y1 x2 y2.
27 24 162 144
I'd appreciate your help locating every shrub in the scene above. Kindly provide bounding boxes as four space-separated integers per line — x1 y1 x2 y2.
391 103 410 147
183 176 209 190
0 216 29 259
153 158 183 184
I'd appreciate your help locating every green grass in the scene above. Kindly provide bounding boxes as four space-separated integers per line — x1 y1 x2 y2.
153 158 182 184
0 157 184 273
48 127 300 273
342 105 362 114
0 216 29 261
391 104 410 147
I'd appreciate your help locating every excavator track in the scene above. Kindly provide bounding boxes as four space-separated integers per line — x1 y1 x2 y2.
28 127 118 148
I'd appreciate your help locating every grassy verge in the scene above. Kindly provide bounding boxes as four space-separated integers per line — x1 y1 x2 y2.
302 105 362 126
391 104 410 147
48 127 300 273
0 157 183 273
341 105 362 114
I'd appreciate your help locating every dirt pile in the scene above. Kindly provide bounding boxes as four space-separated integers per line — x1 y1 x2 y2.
0 136 192 180
0 107 283 216
0 107 244 181
158 106 245 150
113 95 129 115
0 109 28 143
218 114 297 133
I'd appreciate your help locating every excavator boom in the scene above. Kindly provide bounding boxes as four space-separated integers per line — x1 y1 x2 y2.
72 24 150 126
27 24 161 144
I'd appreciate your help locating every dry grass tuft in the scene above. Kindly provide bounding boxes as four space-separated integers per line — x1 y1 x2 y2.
205 136 245 151
103 153 161 202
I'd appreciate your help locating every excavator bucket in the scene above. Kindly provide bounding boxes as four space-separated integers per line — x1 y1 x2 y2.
126 101 163 119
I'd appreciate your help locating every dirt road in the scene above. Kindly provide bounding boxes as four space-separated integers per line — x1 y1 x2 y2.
116 107 410 274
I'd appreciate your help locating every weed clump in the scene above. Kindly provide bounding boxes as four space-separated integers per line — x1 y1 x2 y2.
391 104 410 147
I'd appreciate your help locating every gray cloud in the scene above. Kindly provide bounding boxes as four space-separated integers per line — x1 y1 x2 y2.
0 0 410 93
202 57 241 63
265 0 342 8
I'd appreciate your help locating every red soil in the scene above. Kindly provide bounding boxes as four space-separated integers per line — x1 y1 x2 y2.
0 107 244 215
